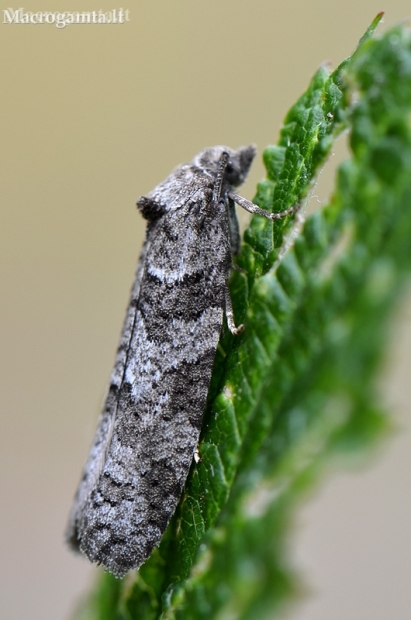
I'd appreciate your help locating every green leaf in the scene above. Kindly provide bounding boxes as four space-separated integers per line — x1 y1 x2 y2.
74 13 411 620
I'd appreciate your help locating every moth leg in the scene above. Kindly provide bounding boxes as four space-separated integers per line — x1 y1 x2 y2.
225 284 244 335
231 263 246 274
227 196 241 255
228 191 300 220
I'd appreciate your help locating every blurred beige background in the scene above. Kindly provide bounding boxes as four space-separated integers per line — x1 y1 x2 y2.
1 2 411 619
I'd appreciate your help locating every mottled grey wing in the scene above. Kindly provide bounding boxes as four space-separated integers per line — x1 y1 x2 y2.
65 234 151 554
67 199 230 577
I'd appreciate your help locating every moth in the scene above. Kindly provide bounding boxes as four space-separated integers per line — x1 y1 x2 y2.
66 145 298 577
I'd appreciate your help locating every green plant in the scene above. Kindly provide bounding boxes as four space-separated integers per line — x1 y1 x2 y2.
74 14 411 619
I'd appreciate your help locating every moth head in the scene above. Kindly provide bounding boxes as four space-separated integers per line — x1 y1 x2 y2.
193 145 257 187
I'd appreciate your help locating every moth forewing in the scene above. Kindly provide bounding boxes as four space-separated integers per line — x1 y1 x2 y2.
66 144 298 577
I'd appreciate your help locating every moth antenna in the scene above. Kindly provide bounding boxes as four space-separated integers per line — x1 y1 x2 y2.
212 151 229 203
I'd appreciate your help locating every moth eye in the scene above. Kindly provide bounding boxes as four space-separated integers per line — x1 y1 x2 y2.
225 160 240 184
